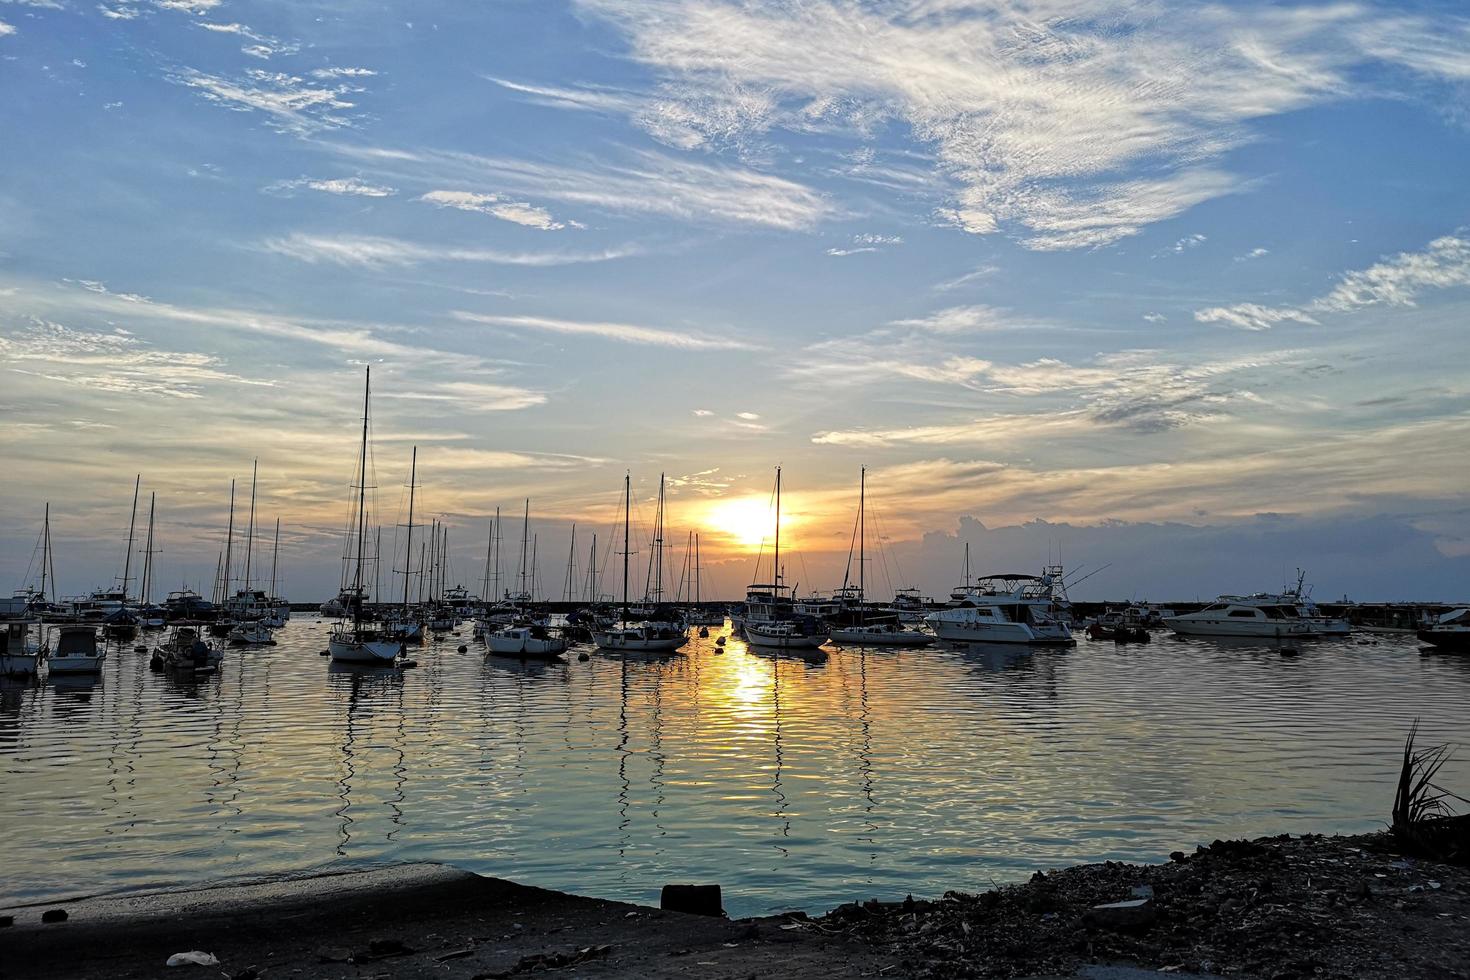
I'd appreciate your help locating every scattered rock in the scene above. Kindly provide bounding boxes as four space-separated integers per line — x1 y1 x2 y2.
41 909 68 923
0 914 13 927
165 951 219 967
1083 898 1157 932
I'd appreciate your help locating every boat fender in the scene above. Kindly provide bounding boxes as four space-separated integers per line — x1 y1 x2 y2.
458 645 468 653
578 652 590 661
319 649 330 656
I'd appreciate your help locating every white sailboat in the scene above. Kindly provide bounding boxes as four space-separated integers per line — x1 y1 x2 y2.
742 467 830 651
485 500 568 658
829 468 932 647
328 367 401 666
684 532 724 626
593 474 689 653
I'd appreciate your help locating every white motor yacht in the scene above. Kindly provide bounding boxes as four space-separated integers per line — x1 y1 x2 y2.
1417 607 1470 651
484 621 568 659
925 573 1075 645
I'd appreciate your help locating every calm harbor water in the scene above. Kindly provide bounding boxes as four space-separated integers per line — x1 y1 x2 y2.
1 620 1467 918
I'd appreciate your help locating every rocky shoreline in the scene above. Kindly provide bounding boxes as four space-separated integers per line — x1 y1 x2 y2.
3 833 1467 979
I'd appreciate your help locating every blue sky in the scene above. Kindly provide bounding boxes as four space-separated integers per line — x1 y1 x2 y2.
2 0 1468 602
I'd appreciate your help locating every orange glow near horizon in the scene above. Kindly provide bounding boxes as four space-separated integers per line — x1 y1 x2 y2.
699 495 799 552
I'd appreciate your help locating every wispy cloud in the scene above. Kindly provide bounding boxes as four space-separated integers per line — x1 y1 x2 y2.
1235 247 1270 262
1154 233 1207 258
889 304 1034 334
454 311 759 352
0 317 263 399
0 19 15 35
329 143 835 232
1194 303 1319 332
265 175 396 197
170 67 363 135
260 233 639 268
420 190 576 231
483 76 646 116
572 1 1433 249
1196 232 1470 329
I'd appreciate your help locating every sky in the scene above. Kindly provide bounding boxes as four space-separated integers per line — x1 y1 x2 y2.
2 0 1469 604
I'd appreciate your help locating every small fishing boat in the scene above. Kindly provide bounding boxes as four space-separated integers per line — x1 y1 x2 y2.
154 626 220 674
1 620 43 676
48 625 106 674
1417 608 1470 651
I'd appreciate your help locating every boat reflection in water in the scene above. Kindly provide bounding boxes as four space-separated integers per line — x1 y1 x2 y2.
2 620 1469 921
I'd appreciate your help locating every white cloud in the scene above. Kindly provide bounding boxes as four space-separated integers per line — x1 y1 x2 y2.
572 1 1407 249
97 2 142 19
260 233 638 269
1313 235 1470 311
1143 312 1168 324
1194 304 1318 332
170 67 362 135
454 312 759 352
1155 233 1207 258
420 190 573 231
1195 232 1470 329
153 0 220 12
484 76 646 115
330 143 834 232
692 408 714 417
311 67 376 79
0 19 15 35
736 411 759 420
1235 247 1270 262
265 176 396 198
889 304 1029 334
933 265 999 292
826 246 875 257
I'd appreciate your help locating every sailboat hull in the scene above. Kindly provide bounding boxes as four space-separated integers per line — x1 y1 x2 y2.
1 653 41 676
592 631 688 652
328 635 400 664
829 626 933 646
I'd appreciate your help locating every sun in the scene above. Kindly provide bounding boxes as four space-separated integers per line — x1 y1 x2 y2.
702 496 778 550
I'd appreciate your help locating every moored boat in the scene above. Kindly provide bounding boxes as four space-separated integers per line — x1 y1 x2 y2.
1417 607 1470 651
741 468 830 651
48 624 106 674
1 620 44 676
925 572 1075 645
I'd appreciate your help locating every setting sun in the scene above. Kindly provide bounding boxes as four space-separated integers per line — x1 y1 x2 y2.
701 495 787 550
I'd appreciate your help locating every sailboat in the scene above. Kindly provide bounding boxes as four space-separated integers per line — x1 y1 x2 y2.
685 532 724 626
829 468 932 647
101 475 142 640
743 467 830 651
328 368 402 666
136 493 168 629
261 518 289 628
484 501 567 658
12 503 67 620
593 474 689 653
385 448 425 644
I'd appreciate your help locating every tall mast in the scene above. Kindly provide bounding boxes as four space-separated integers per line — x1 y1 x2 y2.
858 466 865 621
269 517 280 600
373 526 383 605
695 532 701 606
351 366 370 628
222 480 236 604
621 473 630 624
656 475 665 606
403 447 417 614
963 541 970 585
587 533 598 602
39 503 51 602
773 466 781 592
213 551 223 605
441 524 450 601
427 518 438 603
564 524 577 603
141 491 157 606
243 458 257 591
530 534 538 603
519 499 530 597
480 510 493 605
492 507 501 601
120 474 140 608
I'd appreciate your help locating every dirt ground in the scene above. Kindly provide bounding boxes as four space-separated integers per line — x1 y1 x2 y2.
3 833 1467 980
